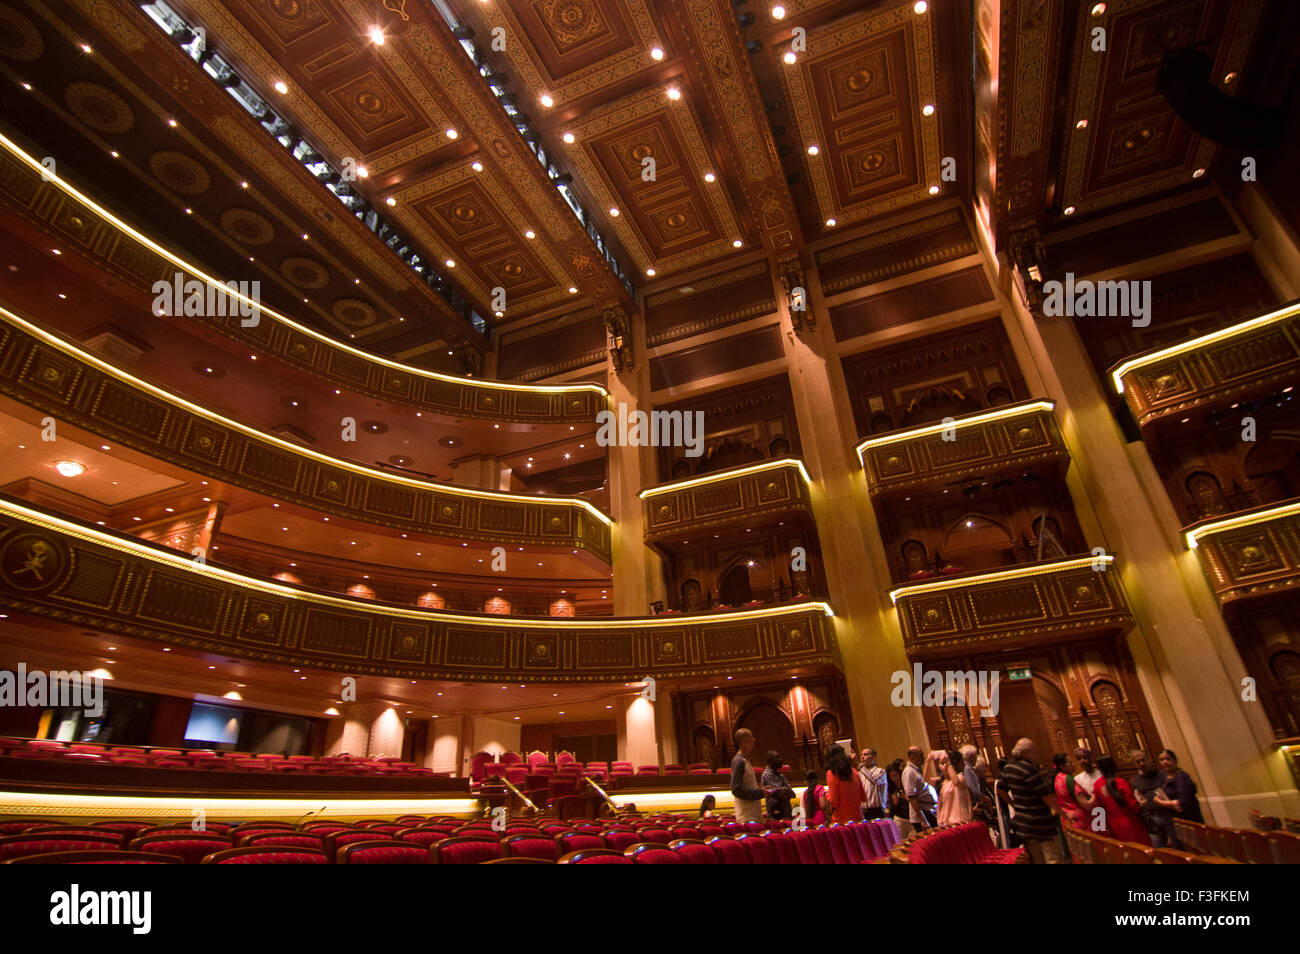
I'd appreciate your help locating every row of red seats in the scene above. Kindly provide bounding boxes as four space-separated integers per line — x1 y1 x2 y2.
0 817 903 864
0 739 445 777
888 823 1023 864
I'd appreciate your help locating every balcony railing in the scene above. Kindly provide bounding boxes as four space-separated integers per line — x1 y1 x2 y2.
0 303 611 560
854 401 1068 499
1184 499 1300 605
639 459 813 543
0 497 838 683
1110 302 1300 430
0 133 607 424
889 553 1131 656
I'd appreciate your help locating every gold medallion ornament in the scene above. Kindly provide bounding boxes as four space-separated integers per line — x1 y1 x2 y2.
0 533 67 593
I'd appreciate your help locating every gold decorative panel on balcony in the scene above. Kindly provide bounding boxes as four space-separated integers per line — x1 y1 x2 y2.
0 498 836 682
1185 500 1300 606
1111 304 1300 430
639 460 812 543
855 401 1067 498
0 134 605 424
889 554 1131 656
0 305 611 559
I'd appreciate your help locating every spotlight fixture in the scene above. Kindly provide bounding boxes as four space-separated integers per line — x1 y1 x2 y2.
471 161 483 171
783 50 796 64
651 47 664 61
55 460 85 477
540 94 553 107
667 86 681 101
273 81 288 94
807 144 820 155
562 131 575 144
772 5 786 19
646 267 656 276
368 26 385 45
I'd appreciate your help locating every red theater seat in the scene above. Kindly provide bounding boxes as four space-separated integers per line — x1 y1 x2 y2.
5 851 183 864
706 836 748 865
558 849 631 864
557 831 603 854
130 834 230 864
431 836 504 865
202 847 328 864
670 839 717 864
763 830 799 865
601 830 640 852
0 835 122 861
736 833 775 864
502 834 561 862
626 843 682 864
242 833 324 850
338 841 431 864
396 829 448 848
832 825 865 864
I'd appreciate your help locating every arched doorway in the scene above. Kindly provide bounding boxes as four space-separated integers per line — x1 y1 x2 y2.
737 701 797 771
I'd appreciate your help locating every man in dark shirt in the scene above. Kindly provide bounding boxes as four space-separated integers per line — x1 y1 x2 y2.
1000 737 1061 863
729 728 765 824
1130 748 1172 848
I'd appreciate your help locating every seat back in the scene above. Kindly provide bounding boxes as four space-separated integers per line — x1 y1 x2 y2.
338 841 430 864
809 828 839 864
626 843 682 864
5 850 182 864
1174 819 1209 854
789 830 820 865
558 848 631 864
0 833 122 861
736 833 776 864
1267 831 1300 864
202 846 328 864
130 833 230 864
706 836 749 865
502 834 560 862
1238 828 1273 864
669 839 717 864
431 836 504 864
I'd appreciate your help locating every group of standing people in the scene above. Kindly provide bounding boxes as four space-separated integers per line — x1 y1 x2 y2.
726 729 1204 863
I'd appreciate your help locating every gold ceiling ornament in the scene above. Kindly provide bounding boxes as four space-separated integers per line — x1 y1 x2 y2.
382 0 410 21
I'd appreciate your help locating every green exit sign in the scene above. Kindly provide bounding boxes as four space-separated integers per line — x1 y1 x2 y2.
1007 666 1032 682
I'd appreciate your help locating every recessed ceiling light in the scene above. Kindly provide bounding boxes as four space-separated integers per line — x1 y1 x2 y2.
445 259 455 268
783 51 797 65
568 286 577 293
825 217 836 226
368 26 385 45
922 104 935 116
914 1 929 12
562 132 575 144
732 239 742 248
928 184 940 195
80 44 93 54
274 81 288 94
385 196 396 206
109 150 118 157
704 172 716 183
525 229 535 239
771 5 786 19
167 118 178 128
1090 2 1107 14
357 165 369 178
240 180 249 188
1192 167 1207 179
666 87 681 101
1063 205 1076 216
21 82 32 91
471 160 483 171
609 207 619 216
55 460 84 477
646 267 656 276
445 128 458 139
100 445 110 451
540 94 553 108
51 248 61 255
1076 119 1088 129
650 47 664 60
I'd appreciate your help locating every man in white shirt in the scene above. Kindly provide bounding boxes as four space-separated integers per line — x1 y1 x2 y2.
858 747 888 819
902 745 937 829
1073 747 1102 807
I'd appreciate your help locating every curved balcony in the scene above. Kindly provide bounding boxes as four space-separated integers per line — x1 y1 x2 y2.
1110 303 1300 431
0 303 611 560
0 498 837 682
0 133 606 424
888 553 1131 656
639 459 813 544
854 400 1068 500
1184 499 1300 606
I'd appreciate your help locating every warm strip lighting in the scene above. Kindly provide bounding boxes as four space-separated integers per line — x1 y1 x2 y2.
0 305 613 526
639 458 812 500
0 132 608 401
0 494 833 628
0 791 480 820
888 554 1114 605
1110 302 1300 395
1184 499 1300 550
854 400 1057 465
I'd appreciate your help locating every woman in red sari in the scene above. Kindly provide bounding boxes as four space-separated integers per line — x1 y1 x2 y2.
1052 752 1089 831
1091 755 1151 845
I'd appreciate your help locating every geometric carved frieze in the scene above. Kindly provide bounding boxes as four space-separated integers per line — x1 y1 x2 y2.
0 306 611 561
890 554 1131 657
0 498 836 683
640 460 812 543
855 400 1068 499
